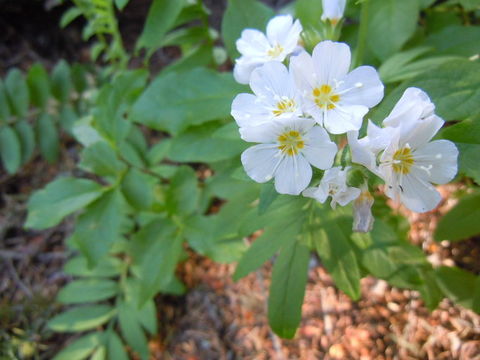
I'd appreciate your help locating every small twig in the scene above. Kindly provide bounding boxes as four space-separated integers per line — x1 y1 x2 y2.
2 257 33 298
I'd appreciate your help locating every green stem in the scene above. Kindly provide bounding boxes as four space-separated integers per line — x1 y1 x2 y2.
353 0 370 68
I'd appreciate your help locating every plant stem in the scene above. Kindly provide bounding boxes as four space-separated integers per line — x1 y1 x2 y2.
353 0 370 68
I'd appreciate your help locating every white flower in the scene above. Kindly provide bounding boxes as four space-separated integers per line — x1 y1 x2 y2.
231 62 303 128
240 117 337 195
234 15 303 84
378 115 458 213
322 0 347 24
303 166 360 208
352 184 374 233
290 41 384 134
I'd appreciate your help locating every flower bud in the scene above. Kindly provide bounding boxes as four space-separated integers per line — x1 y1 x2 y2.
352 185 374 233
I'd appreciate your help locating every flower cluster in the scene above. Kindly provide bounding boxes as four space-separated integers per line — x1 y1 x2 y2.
231 14 458 226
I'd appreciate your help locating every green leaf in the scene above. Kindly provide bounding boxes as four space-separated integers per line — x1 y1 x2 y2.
147 139 171 165
5 68 29 117
0 125 22 174
258 183 278 215
91 346 107 360
57 279 119 304
295 0 323 28
64 255 123 278
455 143 480 184
367 0 420 60
165 166 199 216
73 189 125 266
136 0 186 54
132 68 244 135
59 105 78 134
167 122 247 162
0 79 11 122
435 266 477 310
107 331 129 360
71 63 88 94
60 7 83 28
372 59 480 123
118 302 149 360
51 60 72 103
313 216 361 300
120 168 155 211
14 120 35 165
233 217 303 281
114 0 130 10
26 177 104 229
27 64 51 109
36 112 60 163
48 305 115 332
440 117 480 144
79 141 125 178
418 269 444 310
268 241 310 339
53 332 103 360
131 219 184 303
435 191 480 242
427 25 480 57
221 0 274 60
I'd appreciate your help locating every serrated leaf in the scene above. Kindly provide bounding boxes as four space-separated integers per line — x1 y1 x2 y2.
48 305 115 332
57 279 119 304
132 68 244 135
268 241 310 339
435 191 480 242
0 125 22 174
14 119 35 164
221 0 274 60
5 68 29 117
27 64 50 109
36 112 60 163
52 332 103 360
26 177 104 229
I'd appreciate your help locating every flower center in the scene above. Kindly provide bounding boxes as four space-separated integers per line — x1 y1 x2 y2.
272 98 296 117
267 44 284 58
277 130 304 156
313 84 340 110
392 147 414 174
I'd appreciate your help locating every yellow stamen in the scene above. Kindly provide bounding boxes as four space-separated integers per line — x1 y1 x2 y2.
392 147 415 174
313 84 340 110
277 130 304 156
267 44 284 58
272 98 296 116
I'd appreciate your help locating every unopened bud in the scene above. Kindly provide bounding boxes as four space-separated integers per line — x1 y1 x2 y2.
352 185 374 233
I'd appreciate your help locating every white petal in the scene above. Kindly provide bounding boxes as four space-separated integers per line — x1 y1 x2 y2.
239 122 278 143
250 61 295 100
231 93 271 127
274 154 312 195
365 120 394 153
347 131 378 173
233 59 262 84
335 187 361 206
321 0 347 20
412 140 458 184
302 187 328 203
399 173 442 213
323 105 368 134
302 127 337 169
236 29 270 57
282 19 303 54
339 66 384 108
290 51 317 92
401 115 444 149
312 41 351 85
383 87 435 128
241 144 280 183
266 15 293 45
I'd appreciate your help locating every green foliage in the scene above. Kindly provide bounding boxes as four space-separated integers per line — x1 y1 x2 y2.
0 62 90 174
